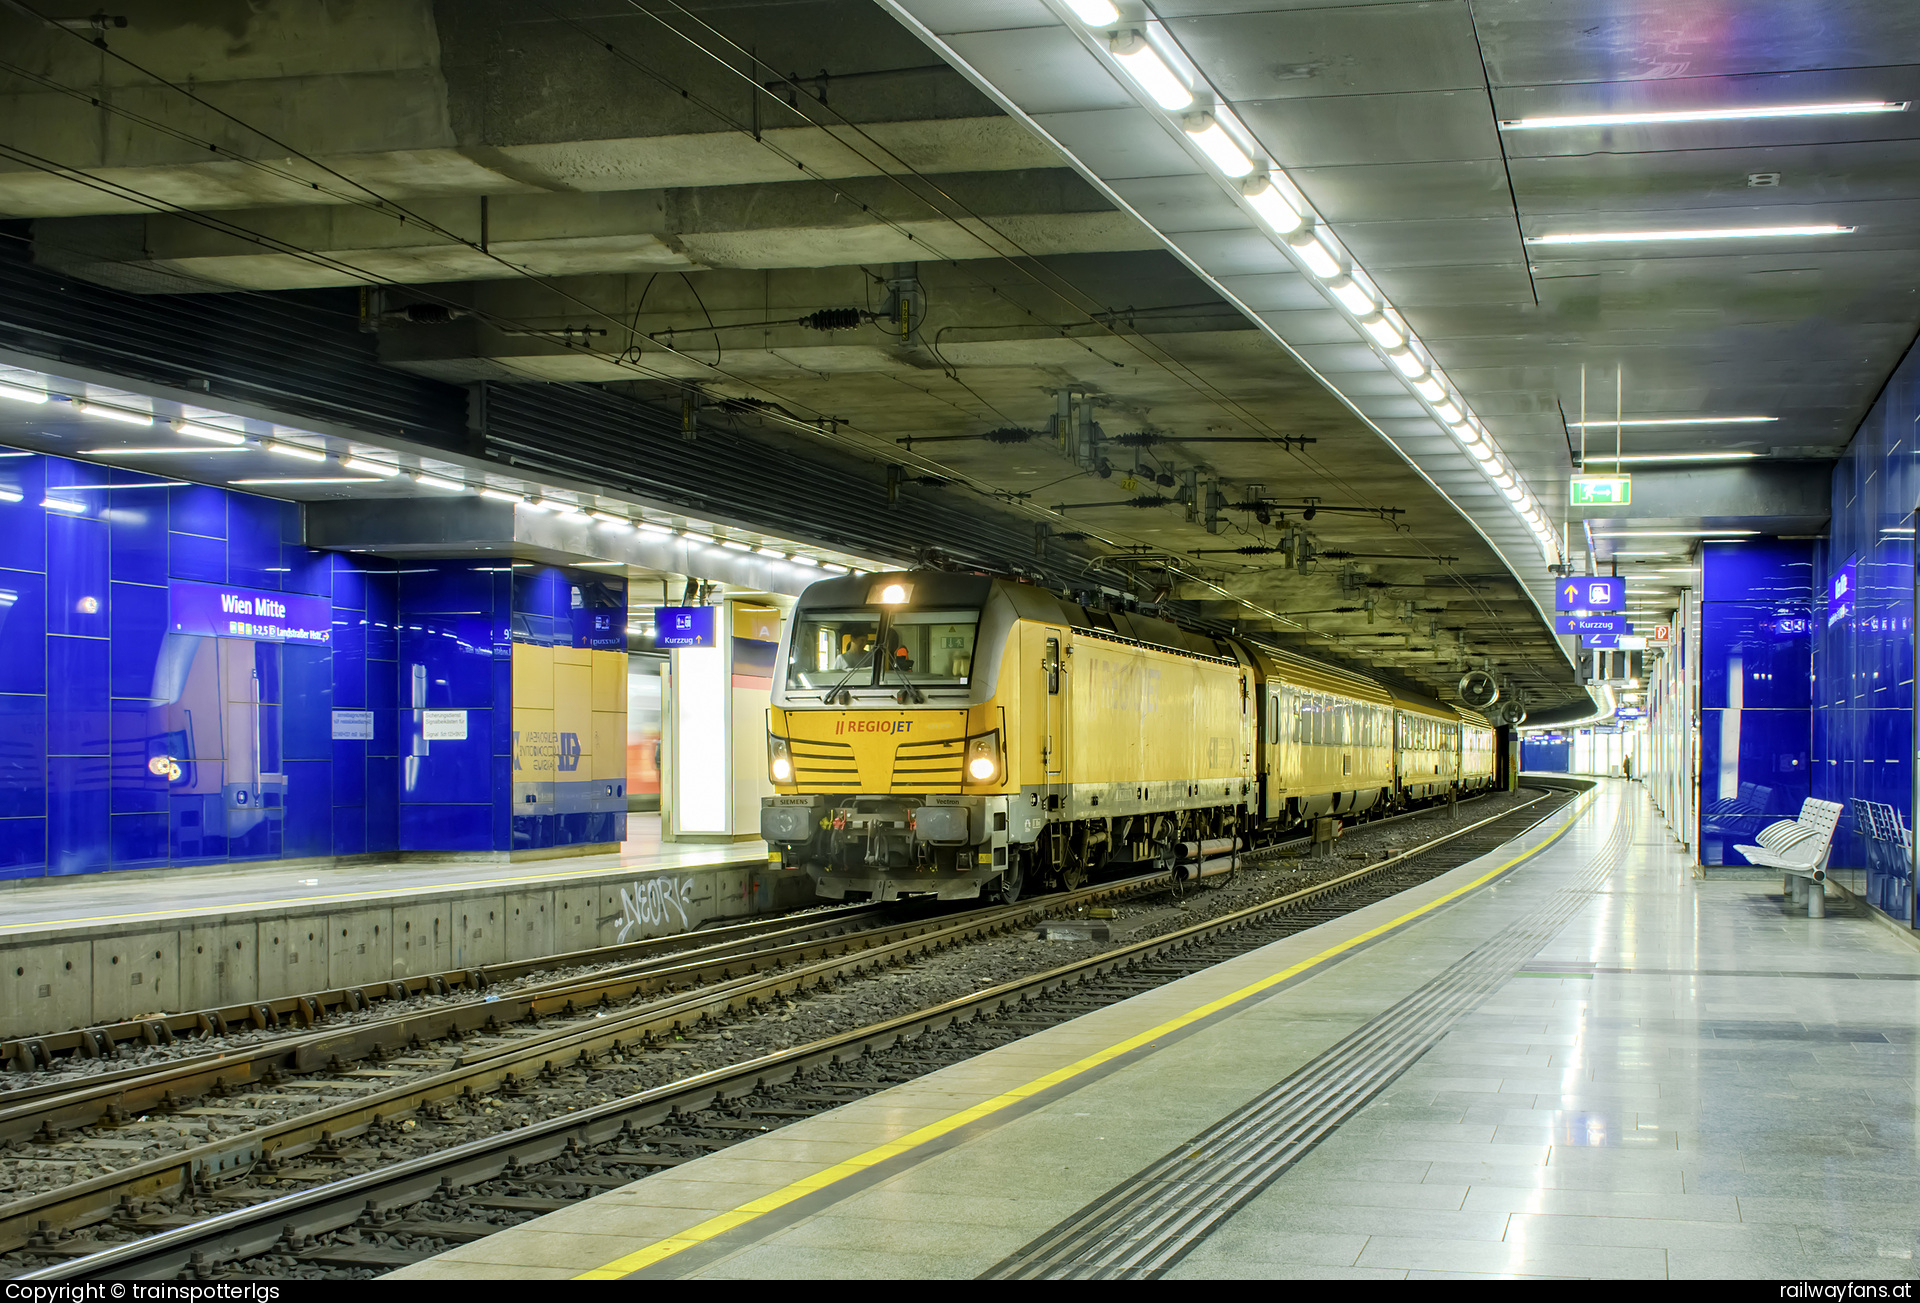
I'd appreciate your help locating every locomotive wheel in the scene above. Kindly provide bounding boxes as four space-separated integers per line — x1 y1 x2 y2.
992 855 1025 904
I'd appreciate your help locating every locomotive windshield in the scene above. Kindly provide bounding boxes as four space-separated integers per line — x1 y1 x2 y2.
787 606 979 692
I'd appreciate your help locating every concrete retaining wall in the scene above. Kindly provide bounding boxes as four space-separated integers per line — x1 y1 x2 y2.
0 858 815 1041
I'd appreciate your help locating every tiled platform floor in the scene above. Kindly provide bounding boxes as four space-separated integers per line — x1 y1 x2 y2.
0 815 769 936
389 782 1920 1281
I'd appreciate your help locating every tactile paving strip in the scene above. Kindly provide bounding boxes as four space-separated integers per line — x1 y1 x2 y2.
983 801 1635 1280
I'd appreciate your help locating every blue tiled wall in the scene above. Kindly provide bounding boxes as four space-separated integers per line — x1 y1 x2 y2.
1697 539 1815 867
1521 736 1570 772
1813 333 1918 922
0 449 625 878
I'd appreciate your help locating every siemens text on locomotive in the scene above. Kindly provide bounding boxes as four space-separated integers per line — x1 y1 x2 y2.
760 573 1496 903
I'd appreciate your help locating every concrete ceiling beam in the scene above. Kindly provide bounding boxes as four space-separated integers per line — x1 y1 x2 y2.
30 169 1154 293
0 0 1051 217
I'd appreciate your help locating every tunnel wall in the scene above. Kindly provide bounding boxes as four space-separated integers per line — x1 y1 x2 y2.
0 448 622 880
1813 333 1919 925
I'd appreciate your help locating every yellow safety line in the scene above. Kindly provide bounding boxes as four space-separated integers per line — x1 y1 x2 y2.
0 855 765 934
575 786 1599 1279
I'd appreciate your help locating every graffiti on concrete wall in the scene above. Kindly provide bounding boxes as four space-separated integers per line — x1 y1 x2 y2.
616 876 696 941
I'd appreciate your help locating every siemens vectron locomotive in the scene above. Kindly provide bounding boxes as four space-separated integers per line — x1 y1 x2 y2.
760 572 1495 903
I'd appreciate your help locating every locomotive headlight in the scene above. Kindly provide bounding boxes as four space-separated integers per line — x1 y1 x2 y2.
768 734 793 783
965 731 1002 783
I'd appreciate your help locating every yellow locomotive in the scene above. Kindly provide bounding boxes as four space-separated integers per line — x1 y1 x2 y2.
762 573 1496 902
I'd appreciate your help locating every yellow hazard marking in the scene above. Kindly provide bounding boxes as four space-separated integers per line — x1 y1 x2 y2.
575 787 1598 1279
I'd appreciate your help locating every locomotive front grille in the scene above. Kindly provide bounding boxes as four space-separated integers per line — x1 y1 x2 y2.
791 738 861 787
890 736 966 792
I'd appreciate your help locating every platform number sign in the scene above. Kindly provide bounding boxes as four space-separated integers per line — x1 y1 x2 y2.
1555 576 1623 612
654 605 717 648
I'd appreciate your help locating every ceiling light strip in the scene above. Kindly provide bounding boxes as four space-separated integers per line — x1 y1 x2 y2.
1501 101 1908 130
1057 6 1553 561
1528 225 1852 245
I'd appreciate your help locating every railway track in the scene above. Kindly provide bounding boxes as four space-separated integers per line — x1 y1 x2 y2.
9 782 1580 1281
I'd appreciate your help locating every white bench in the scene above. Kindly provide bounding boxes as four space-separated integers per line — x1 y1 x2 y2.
1734 798 1843 918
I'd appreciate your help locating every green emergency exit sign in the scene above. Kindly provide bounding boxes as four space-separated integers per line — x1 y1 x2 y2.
1571 474 1631 506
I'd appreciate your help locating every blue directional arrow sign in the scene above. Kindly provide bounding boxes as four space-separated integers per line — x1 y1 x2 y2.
1557 614 1628 636
1555 576 1624 612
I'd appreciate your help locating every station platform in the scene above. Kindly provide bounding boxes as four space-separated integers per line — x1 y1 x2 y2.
389 780 1920 1281
0 820 793 1040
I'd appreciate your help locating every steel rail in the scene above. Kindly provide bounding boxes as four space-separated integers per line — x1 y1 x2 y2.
14 786 1570 1281
0 868 1187 1255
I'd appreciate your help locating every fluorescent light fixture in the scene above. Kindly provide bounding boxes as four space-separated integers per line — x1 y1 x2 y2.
1109 30 1191 111
0 380 48 404
1500 101 1908 130
820 563 849 573
1183 113 1254 178
84 446 245 455
1610 550 1683 556
1389 349 1431 383
1569 416 1774 428
721 540 752 551
1063 0 1118 23
1357 314 1404 348
481 488 523 503
172 420 247 445
1322 275 1373 316
638 523 672 536
755 547 786 557
1528 225 1852 245
1592 529 1758 537
1240 176 1302 234
42 497 87 512
1286 230 1341 280
539 499 585 516
1432 398 1463 424
230 477 383 485
682 531 715 544
266 441 326 462
518 499 552 512
413 473 466 492
343 457 400 477
75 401 152 426
1881 526 1916 535
789 556 819 567
1410 375 1445 400
591 511 633 527
1595 452 1763 465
